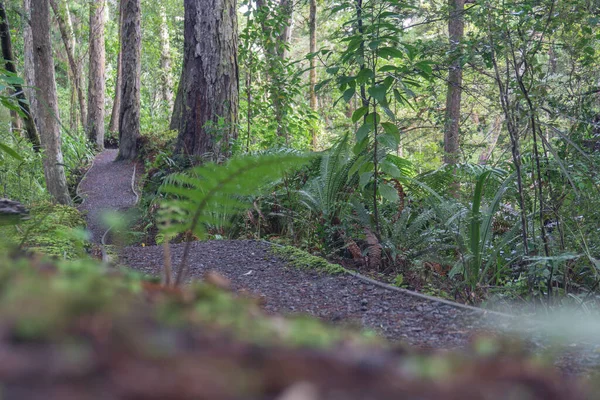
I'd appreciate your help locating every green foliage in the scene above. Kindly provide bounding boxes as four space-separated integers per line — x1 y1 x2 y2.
0 203 88 259
159 152 312 239
0 254 372 348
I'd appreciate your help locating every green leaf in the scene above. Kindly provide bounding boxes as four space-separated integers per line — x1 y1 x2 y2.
368 84 387 103
381 122 399 135
343 87 356 103
352 106 369 123
380 160 401 178
359 172 373 189
379 182 400 202
377 133 400 150
356 68 374 84
356 122 373 142
378 47 404 59
0 142 23 161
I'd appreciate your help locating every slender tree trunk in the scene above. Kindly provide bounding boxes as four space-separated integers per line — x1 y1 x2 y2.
175 0 238 158
159 4 173 110
87 0 106 149
443 0 464 165
309 0 317 149
23 0 37 120
49 0 87 130
478 115 502 165
108 0 123 133
31 0 71 204
23 0 37 118
169 70 183 131
278 0 293 59
0 1 40 149
116 0 141 161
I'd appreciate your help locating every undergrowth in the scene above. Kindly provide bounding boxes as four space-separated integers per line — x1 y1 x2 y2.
0 203 88 259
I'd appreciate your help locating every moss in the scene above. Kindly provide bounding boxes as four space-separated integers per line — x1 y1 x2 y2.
0 254 374 350
0 202 88 259
270 245 346 275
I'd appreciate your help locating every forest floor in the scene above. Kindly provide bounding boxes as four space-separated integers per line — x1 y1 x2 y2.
79 149 600 377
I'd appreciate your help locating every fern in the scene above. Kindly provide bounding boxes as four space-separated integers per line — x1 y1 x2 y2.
158 152 311 284
298 135 358 224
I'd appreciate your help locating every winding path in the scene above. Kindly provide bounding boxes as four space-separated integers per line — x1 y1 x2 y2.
78 150 598 375
77 149 139 244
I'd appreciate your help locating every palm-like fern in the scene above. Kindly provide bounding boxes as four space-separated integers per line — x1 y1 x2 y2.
158 152 310 284
298 135 358 225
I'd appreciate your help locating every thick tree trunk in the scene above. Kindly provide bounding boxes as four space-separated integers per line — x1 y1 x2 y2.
159 4 173 110
108 0 123 133
0 1 40 149
49 0 87 130
87 0 106 149
31 0 71 204
309 0 317 148
116 0 141 161
175 0 238 158
443 0 464 165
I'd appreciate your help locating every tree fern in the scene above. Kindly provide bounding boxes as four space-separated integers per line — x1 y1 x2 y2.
158 152 310 284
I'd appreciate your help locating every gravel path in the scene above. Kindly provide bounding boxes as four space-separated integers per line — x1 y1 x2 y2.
79 150 599 375
120 240 495 349
77 149 138 243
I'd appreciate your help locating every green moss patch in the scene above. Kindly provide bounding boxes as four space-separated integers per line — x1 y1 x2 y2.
271 244 346 275
0 202 88 259
0 254 373 350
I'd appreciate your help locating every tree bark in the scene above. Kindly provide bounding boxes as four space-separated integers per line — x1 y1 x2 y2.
22 0 37 116
169 69 183 131
108 0 123 133
87 0 106 149
478 115 502 165
443 0 464 165
309 0 317 148
175 0 239 158
30 0 71 204
0 1 40 150
116 0 141 161
49 0 87 130
159 4 173 110
277 0 293 59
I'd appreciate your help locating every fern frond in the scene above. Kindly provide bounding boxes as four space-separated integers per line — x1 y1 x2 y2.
158 152 311 284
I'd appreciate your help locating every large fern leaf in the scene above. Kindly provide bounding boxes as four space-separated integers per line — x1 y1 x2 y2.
158 152 311 284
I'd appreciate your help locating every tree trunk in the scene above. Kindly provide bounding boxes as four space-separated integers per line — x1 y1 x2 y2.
49 0 87 130
108 0 123 133
159 4 173 110
278 0 293 59
116 0 141 161
309 0 317 148
169 69 183 131
0 1 40 150
175 0 238 158
30 0 71 204
87 0 106 149
478 115 502 165
23 0 37 121
443 0 464 165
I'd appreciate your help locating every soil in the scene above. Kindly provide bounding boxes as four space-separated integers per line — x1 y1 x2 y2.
77 149 140 244
81 150 599 376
